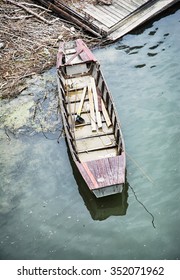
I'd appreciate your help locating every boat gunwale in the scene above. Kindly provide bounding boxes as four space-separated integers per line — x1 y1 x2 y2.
57 39 126 196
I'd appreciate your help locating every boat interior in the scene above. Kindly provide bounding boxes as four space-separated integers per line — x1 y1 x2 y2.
57 43 123 163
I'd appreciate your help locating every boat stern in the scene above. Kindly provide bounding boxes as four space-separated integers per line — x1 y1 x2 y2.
92 183 124 198
76 153 126 198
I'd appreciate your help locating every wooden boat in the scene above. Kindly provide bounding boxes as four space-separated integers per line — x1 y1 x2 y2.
57 39 126 198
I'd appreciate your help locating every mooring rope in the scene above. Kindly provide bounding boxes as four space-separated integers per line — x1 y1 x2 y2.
129 183 156 229
125 150 156 228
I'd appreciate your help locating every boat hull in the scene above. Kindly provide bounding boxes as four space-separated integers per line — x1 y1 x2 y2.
57 39 126 198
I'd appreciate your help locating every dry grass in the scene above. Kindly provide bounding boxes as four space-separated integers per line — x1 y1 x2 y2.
0 0 101 99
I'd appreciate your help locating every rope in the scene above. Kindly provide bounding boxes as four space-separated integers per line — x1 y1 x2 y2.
129 183 156 229
125 152 156 228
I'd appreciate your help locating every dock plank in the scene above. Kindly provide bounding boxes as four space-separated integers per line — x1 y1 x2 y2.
87 5 118 24
95 5 123 22
115 0 138 12
39 0 177 41
113 1 133 14
96 5 124 19
109 0 178 40
105 3 129 18
132 0 149 6
84 4 117 28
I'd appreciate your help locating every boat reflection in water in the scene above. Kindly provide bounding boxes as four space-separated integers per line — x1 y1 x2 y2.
78 179 129 221
70 151 128 221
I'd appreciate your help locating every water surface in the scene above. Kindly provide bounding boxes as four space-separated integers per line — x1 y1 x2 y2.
0 5 180 260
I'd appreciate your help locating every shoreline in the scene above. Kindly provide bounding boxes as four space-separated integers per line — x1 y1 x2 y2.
0 0 103 99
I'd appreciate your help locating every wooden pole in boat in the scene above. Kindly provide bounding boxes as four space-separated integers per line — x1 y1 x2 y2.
75 86 87 124
66 86 76 138
90 77 102 129
101 98 111 127
88 85 96 132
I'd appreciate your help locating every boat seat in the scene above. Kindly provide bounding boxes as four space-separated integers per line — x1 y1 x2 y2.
76 132 114 141
78 144 117 154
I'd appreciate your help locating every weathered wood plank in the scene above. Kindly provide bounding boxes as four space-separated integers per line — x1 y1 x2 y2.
76 86 87 116
77 162 97 190
81 162 99 188
128 0 140 9
88 84 96 132
75 121 112 139
101 3 129 18
115 0 138 12
101 98 111 128
114 1 133 14
109 0 178 40
132 0 149 6
84 5 116 28
97 89 102 112
78 147 117 162
76 134 115 153
87 159 112 187
96 5 123 22
66 97 89 105
67 100 89 115
78 144 117 154
101 6 125 20
87 4 119 24
66 75 91 90
84 155 125 189
76 132 113 141
83 12 109 31
90 77 102 129
76 152 125 191
84 8 113 27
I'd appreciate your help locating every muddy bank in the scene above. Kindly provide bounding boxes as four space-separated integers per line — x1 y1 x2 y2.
0 68 64 137
0 0 102 100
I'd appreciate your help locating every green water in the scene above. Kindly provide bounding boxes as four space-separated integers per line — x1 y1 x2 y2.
0 5 180 260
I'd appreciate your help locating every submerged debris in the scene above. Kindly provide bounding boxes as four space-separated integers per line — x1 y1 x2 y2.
0 69 63 136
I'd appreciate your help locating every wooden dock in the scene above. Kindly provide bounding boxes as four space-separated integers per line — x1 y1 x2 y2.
37 0 179 41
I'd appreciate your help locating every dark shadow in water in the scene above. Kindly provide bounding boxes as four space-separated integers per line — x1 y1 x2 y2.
116 44 145 54
67 148 129 221
147 52 158 57
129 2 180 36
78 178 129 221
149 41 163 50
115 4 179 57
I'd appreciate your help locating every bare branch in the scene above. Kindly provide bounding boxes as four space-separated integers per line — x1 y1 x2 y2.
4 0 54 25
